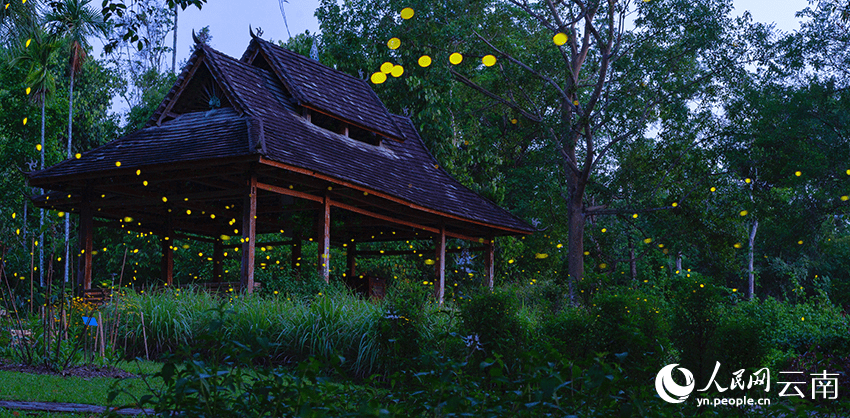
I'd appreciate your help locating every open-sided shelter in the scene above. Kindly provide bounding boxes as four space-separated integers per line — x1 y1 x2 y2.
28 33 533 302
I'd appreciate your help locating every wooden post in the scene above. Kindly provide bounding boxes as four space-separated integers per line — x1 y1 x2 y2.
241 174 257 293
347 241 356 280
485 238 495 289
317 195 330 282
434 226 446 304
160 224 173 286
77 199 93 291
291 233 301 273
213 240 223 282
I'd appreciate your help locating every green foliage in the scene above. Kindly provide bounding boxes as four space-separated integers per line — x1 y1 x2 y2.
377 279 430 367
458 288 529 364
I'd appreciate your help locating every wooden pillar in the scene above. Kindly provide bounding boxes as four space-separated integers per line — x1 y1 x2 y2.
291 233 301 273
434 226 446 304
241 174 257 293
485 238 495 289
160 227 173 286
77 199 93 291
347 241 356 280
213 240 223 282
317 195 330 282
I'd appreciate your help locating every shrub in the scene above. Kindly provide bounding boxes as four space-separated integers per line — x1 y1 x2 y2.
377 279 430 367
540 306 596 363
458 288 529 365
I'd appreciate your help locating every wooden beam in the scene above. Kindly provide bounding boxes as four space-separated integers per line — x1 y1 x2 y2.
318 195 330 282
435 226 446 304
77 199 93 291
241 175 257 293
256 181 324 203
485 239 495 290
259 157 531 236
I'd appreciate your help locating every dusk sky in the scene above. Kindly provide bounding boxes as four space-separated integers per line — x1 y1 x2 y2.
142 0 812 64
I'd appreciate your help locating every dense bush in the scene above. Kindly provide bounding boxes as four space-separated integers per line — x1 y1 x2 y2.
458 288 530 365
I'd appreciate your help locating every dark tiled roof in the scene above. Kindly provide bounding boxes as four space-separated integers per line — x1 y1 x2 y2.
29 40 532 234
242 37 406 141
30 108 252 179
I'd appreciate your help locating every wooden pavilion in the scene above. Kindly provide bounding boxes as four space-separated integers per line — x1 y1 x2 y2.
27 33 533 302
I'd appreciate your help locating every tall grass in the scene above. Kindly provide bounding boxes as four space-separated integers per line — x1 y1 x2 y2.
110 287 385 376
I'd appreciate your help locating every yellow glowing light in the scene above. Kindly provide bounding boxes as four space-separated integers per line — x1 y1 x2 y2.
632 213 638 218
418 55 432 67
58 212 64 217
553 32 568 45
797 240 803 245
745 178 751 183
583 251 590 255
425 259 435 265
739 210 748 216
508 259 515 264
535 253 548 259
400 7 414 19
449 52 463 65
795 171 802 177
115 161 121 167
36 144 41 151
143 181 148 186
124 216 133 222
25 87 30 95
672 202 678 207
370 72 387 84
380 62 393 73
75 153 81 159
643 238 652 244
734 243 742 248
601 228 607 232
25 38 31 47
710 187 716 192
22 117 27 125
599 263 607 269
390 65 404 77
162 197 167 202
186 209 191 215
556 243 563 248
182 244 190 249
387 37 401 50
841 195 849 201
510 118 518 124
482 54 496 67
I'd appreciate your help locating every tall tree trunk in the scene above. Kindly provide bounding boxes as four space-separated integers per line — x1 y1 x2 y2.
39 101 46 287
172 3 178 73
64 70 74 285
748 219 758 300
566 194 584 305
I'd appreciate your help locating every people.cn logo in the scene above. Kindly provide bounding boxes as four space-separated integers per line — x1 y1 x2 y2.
655 364 696 403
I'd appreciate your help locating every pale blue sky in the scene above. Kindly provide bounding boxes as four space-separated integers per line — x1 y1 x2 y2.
165 0 810 62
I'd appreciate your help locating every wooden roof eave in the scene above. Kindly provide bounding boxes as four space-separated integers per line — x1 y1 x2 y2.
257 157 533 238
28 154 261 189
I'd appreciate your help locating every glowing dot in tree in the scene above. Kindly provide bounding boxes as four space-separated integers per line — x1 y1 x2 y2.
22 117 27 125
583 251 590 255
482 54 496 67
449 52 463 65
25 38 31 47
387 37 401 50
672 202 678 207
739 210 748 216
370 72 387 84
632 213 638 218
25 87 30 95
795 171 802 176
162 196 167 202
36 144 41 151
710 187 716 192
842 196 849 201
601 228 607 232
424 259 435 265
535 253 548 259
510 118 518 124
643 238 652 244
75 153 81 159
553 32 568 45
390 65 404 77
400 7 414 19
418 55 431 67
797 240 803 245
380 62 393 73
599 263 607 269
745 178 751 183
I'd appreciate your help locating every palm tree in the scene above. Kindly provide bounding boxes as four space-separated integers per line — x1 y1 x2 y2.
44 0 107 286
11 19 59 287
